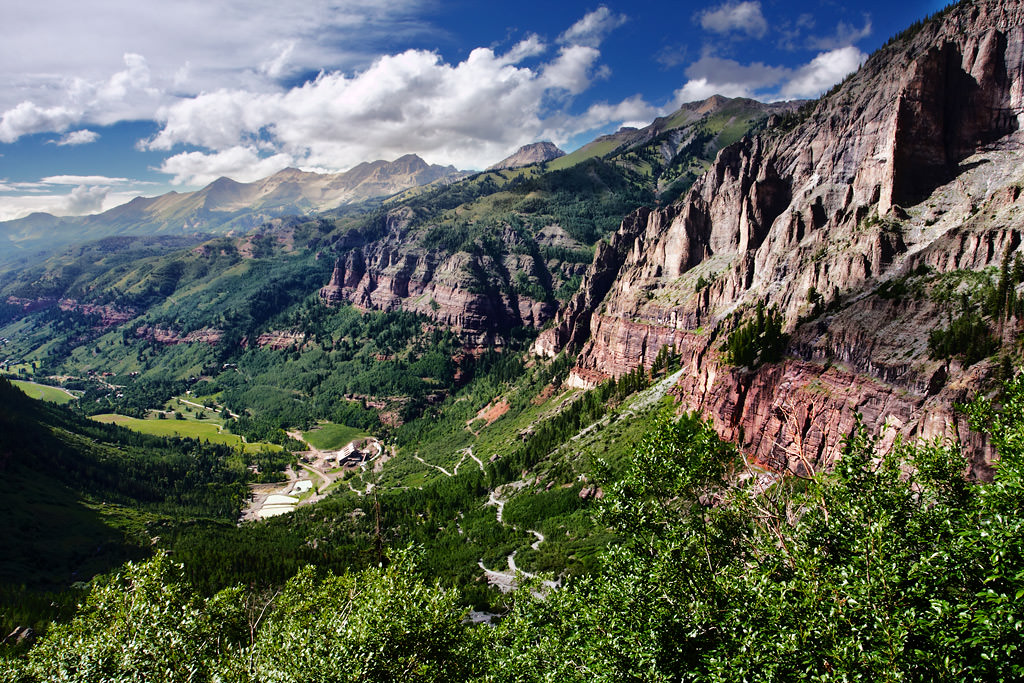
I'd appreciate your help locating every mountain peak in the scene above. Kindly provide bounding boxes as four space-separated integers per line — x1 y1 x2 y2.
390 154 429 171
487 141 566 171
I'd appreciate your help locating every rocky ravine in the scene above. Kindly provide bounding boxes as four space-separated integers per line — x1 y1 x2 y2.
535 0 1024 476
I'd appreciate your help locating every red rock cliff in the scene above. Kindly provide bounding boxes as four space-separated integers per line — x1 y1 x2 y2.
535 0 1024 475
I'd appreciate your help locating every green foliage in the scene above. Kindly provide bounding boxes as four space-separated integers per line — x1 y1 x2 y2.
6 551 481 683
254 550 480 682
721 301 788 367
10 370 1024 680
15 553 243 682
928 310 997 365
490 372 1024 680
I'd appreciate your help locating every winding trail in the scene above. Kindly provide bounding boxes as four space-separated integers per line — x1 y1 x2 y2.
486 489 506 523
416 445 484 478
178 397 240 419
413 454 454 477
479 483 557 593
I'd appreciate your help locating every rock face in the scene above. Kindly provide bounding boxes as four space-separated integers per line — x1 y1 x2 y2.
319 210 558 347
57 299 136 328
535 0 1024 475
135 326 222 345
487 142 566 171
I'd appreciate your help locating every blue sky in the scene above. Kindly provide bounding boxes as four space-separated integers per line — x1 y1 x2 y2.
0 0 945 221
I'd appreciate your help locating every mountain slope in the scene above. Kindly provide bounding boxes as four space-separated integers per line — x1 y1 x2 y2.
487 141 565 170
535 0 1024 475
0 155 464 268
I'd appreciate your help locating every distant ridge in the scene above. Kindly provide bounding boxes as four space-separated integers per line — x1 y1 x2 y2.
487 141 566 171
0 155 466 266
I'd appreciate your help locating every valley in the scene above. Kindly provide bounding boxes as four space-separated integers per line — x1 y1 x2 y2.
2 1 1024 679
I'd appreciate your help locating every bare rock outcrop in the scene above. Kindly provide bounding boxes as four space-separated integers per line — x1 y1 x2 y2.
135 326 222 345
319 214 558 347
536 0 1024 474
488 142 566 171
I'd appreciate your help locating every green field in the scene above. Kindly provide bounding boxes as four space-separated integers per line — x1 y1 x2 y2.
91 414 281 453
302 423 366 451
10 379 77 404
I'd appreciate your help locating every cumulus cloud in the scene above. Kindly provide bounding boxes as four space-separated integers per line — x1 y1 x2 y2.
699 2 768 39
503 35 546 64
0 53 165 143
53 130 101 146
779 46 866 98
561 95 661 135
142 28 637 178
673 46 866 104
0 3 642 183
0 102 80 143
542 46 602 95
558 7 628 48
673 55 786 102
0 0 426 141
63 185 109 214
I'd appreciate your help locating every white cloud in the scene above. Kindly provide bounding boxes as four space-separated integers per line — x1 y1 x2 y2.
158 146 295 186
673 55 787 102
699 2 768 39
561 95 661 136
780 47 866 98
40 175 131 185
673 46 866 104
503 35 546 64
0 0 425 139
0 4 645 180
0 102 80 143
542 46 602 95
63 185 109 214
141 27 638 177
0 181 158 221
53 129 101 146
260 41 297 79
558 7 627 48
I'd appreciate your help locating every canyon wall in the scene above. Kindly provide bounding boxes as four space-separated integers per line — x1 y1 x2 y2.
535 0 1024 475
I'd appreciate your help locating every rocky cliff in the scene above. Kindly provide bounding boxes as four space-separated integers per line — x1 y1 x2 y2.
319 209 558 347
535 0 1024 475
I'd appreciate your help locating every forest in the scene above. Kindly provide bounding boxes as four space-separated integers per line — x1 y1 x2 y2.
3 371 1023 682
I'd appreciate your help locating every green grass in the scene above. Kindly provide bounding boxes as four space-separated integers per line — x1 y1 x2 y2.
547 139 622 171
10 379 77 404
90 414 281 453
302 423 366 451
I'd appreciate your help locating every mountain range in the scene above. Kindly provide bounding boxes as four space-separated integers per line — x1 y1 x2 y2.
0 154 464 268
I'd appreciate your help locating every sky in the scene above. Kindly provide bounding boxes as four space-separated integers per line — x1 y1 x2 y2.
0 0 946 222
